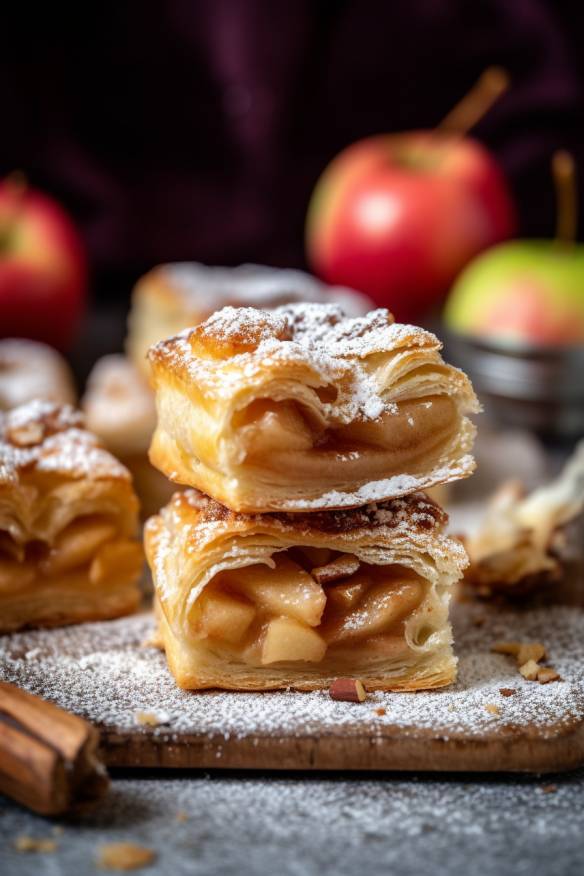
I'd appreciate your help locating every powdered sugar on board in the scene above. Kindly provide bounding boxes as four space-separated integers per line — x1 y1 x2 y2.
0 603 582 760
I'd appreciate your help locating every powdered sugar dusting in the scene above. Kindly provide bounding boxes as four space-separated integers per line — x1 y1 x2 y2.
0 603 581 746
0 400 130 485
149 303 478 434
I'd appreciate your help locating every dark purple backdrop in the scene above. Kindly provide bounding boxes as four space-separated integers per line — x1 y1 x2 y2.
3 0 583 301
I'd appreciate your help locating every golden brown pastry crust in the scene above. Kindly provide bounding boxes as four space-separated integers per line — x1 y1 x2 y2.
82 355 175 517
145 489 467 692
0 338 76 410
127 262 373 376
0 400 143 632
148 304 479 512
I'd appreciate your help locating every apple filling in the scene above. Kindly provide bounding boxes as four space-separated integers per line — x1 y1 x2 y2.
188 550 427 668
0 514 142 596
235 394 457 485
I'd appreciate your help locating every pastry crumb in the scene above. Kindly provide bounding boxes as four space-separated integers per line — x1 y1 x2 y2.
499 688 516 697
373 707 386 717
519 659 540 681
14 836 57 853
491 641 521 656
537 667 561 684
97 842 156 871
541 784 558 794
175 810 189 822
485 704 501 716
517 642 546 666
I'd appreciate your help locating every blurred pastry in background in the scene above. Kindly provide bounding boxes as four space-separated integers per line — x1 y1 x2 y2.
82 355 175 518
126 262 373 377
0 338 76 410
0 400 143 632
463 442 584 597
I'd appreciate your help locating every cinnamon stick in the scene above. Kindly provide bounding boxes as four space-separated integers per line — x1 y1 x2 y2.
0 681 109 815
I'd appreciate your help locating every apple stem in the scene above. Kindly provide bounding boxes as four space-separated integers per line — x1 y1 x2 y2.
438 67 509 137
553 150 577 247
0 172 28 254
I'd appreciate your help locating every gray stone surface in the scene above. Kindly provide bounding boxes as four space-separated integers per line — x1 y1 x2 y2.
1 769 584 875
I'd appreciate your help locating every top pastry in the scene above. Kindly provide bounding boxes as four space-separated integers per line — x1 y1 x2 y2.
148 303 479 513
127 262 372 375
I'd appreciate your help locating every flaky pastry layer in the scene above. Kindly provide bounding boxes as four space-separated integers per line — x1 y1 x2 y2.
148 304 479 512
127 262 372 376
145 490 467 692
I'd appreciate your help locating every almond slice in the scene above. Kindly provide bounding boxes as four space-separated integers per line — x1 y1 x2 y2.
311 554 360 585
329 678 367 703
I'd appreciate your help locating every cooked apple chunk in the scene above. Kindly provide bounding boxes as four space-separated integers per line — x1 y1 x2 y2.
323 576 425 644
325 576 369 612
41 516 117 576
339 395 456 451
260 616 327 664
198 589 256 645
240 400 315 456
222 554 326 627
311 553 360 585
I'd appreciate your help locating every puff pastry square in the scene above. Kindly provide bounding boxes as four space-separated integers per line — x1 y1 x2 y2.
148 304 479 512
0 338 76 411
83 355 175 517
127 262 372 376
0 400 143 633
145 489 466 691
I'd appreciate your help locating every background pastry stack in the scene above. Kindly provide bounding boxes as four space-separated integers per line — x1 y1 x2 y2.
144 299 479 693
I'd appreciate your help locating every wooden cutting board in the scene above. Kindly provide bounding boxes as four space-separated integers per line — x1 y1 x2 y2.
1 603 583 774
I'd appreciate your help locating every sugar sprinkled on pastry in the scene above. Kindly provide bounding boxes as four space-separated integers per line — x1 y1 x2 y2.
126 262 373 376
0 338 76 410
148 303 479 513
0 400 143 632
145 489 466 692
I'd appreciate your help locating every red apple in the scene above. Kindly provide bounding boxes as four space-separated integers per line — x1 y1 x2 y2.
306 131 516 322
0 175 87 350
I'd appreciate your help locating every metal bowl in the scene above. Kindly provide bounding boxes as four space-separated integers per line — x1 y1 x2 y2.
444 331 584 440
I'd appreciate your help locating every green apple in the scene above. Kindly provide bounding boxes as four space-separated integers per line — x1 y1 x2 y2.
444 240 584 346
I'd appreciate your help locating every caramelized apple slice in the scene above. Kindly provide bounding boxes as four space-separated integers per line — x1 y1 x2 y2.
89 540 144 585
225 555 326 627
198 589 255 645
340 395 456 450
331 633 411 661
326 575 369 612
323 577 425 644
260 616 327 664
41 517 117 576
240 400 314 456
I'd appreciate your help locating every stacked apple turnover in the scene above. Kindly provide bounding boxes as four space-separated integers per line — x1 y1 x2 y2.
145 303 479 691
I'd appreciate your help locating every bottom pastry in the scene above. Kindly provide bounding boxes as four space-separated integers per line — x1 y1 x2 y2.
145 490 467 691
